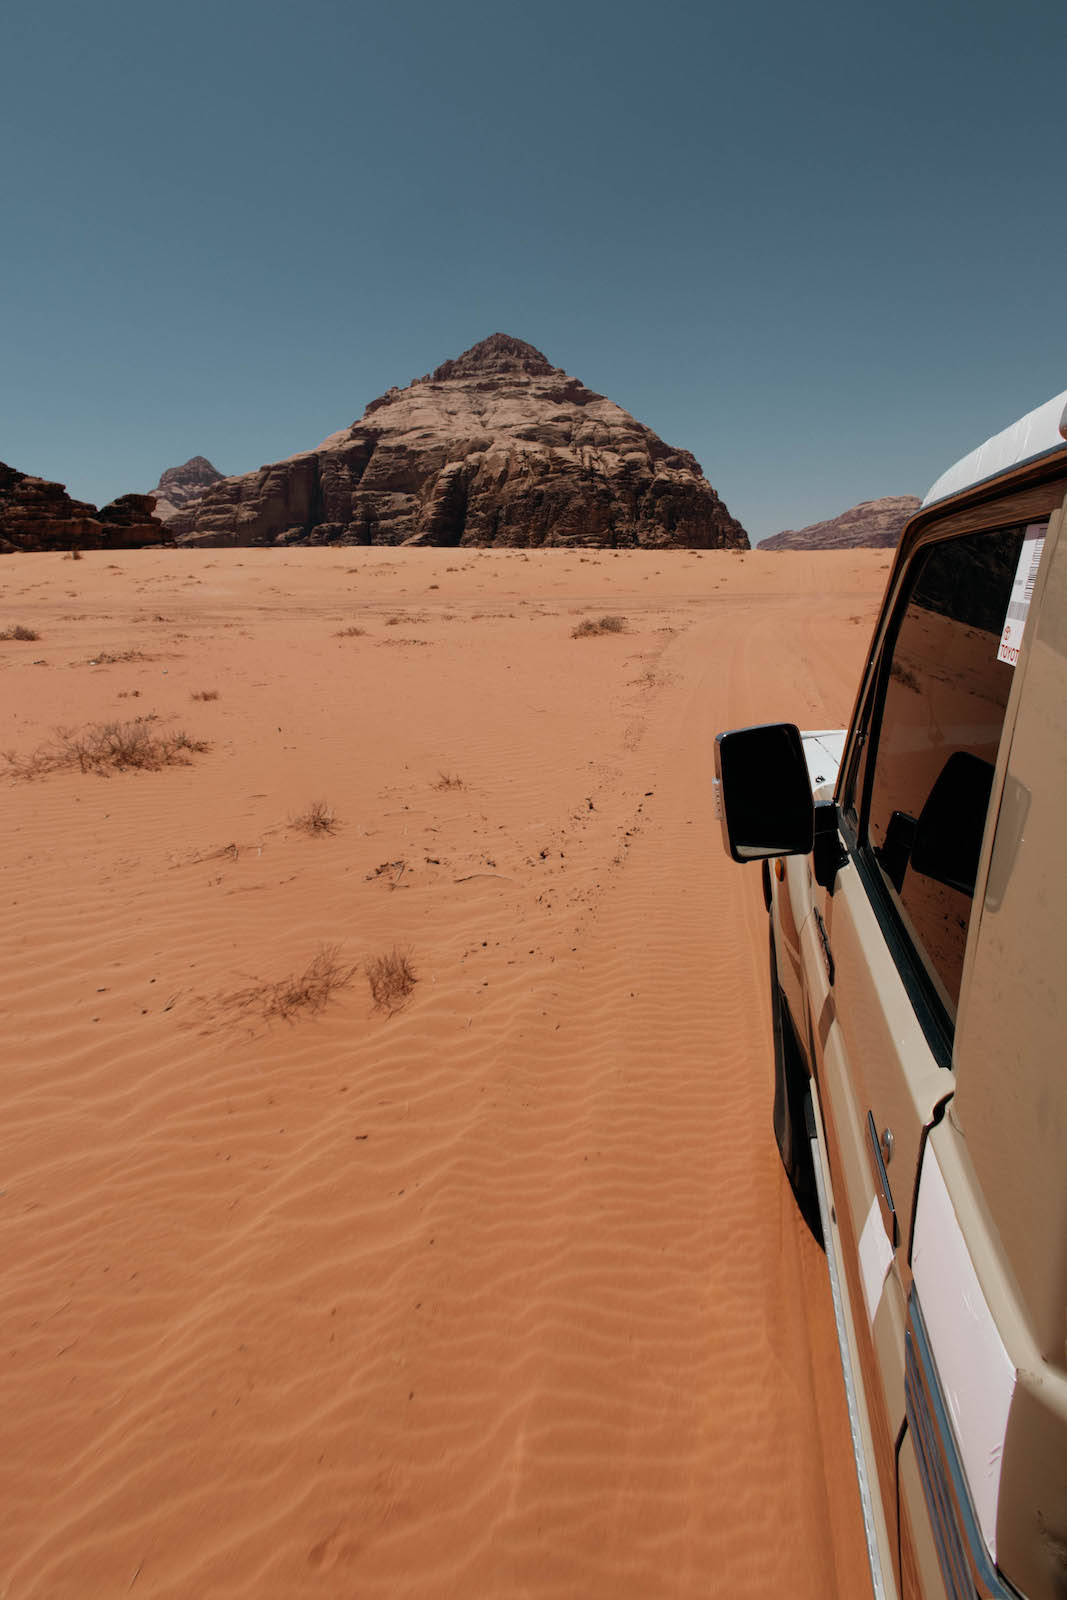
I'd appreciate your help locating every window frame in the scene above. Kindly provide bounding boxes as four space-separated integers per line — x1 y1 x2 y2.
831 463 1067 1069
838 523 1026 1066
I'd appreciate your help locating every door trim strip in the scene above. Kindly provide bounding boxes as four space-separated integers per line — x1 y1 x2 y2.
810 1125 890 1600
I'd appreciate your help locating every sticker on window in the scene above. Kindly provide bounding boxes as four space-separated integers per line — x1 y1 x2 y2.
998 523 1047 666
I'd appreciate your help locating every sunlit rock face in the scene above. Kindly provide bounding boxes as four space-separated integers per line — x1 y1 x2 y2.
174 334 749 551
150 456 224 524
758 495 921 551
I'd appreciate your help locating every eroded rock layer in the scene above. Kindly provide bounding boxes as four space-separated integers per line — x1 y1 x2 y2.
758 495 920 551
175 334 748 550
0 464 166 554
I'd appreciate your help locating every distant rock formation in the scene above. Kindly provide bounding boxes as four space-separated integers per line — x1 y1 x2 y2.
150 456 224 523
175 334 748 550
758 495 920 551
0 463 167 554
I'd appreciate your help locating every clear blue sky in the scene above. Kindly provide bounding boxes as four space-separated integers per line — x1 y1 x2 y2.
3 0 1064 542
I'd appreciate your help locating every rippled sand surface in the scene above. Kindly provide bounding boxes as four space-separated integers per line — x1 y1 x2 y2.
0 546 885 1598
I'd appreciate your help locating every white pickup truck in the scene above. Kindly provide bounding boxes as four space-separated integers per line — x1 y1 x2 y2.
714 390 1067 1600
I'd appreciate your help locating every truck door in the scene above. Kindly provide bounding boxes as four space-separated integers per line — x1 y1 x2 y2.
800 519 1034 1589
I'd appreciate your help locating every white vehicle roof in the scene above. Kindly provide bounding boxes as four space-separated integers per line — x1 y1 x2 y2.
922 388 1067 508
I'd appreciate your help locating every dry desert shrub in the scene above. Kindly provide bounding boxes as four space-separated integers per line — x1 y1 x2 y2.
64 548 84 560
432 771 464 790
571 615 627 638
3 717 209 779
335 625 367 637
230 944 356 1022
367 858 407 887
90 648 150 665
0 624 40 641
290 799 338 835
365 947 417 1014
191 688 220 701
892 662 922 694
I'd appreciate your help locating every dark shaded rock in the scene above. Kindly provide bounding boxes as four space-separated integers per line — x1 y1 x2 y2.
430 334 556 382
97 493 167 546
150 455 224 523
758 495 921 551
0 463 167 554
177 333 748 551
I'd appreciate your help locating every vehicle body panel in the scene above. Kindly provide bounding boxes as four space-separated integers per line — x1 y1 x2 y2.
953 492 1067 1363
723 395 1067 1600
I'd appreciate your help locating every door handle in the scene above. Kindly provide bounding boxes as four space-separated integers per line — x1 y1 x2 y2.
812 907 834 986
866 1110 898 1248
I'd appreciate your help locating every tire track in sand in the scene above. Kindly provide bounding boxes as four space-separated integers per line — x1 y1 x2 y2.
0 558 877 1599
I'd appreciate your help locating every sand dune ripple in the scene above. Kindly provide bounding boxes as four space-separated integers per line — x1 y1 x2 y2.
0 549 884 1597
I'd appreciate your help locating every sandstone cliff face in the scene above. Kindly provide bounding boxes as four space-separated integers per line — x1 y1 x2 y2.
175 334 748 551
0 464 167 554
150 456 224 523
757 495 920 551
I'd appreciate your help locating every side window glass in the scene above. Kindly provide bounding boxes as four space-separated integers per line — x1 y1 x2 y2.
863 526 1028 1020
842 692 873 828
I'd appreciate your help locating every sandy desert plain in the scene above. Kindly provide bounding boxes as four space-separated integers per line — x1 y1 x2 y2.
0 545 889 1598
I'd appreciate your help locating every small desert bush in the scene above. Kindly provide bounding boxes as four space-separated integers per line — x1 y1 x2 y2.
230 944 356 1022
64 548 84 561
335 626 367 637
571 615 627 638
0 625 40 641
892 662 922 694
3 717 209 779
290 799 338 835
382 612 428 628
191 689 220 701
91 648 149 665
365 947 418 1014
433 771 464 790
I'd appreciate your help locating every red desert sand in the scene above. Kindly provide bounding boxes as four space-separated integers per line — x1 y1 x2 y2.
0 547 886 1598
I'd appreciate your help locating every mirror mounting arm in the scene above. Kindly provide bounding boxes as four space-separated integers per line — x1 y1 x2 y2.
813 802 847 891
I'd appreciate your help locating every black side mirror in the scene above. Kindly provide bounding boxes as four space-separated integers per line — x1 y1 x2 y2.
714 723 815 863
880 809 917 893
911 750 995 898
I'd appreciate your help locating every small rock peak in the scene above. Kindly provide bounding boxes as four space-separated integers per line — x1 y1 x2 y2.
154 456 223 494
431 334 558 382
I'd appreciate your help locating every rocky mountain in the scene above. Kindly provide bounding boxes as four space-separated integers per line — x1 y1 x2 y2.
150 455 224 523
0 463 166 554
757 495 920 552
174 334 748 550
